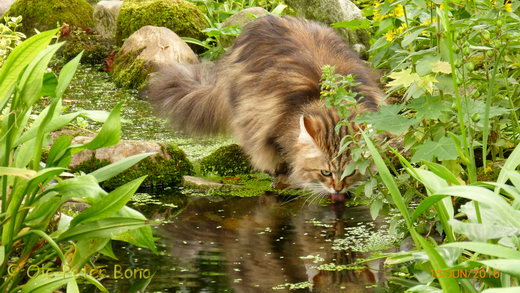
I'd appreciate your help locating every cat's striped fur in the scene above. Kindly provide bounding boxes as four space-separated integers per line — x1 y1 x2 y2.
148 16 384 199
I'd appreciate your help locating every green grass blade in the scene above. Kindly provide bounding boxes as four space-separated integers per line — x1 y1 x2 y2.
361 131 412 229
70 176 147 227
89 152 154 183
412 230 461 293
21 272 75 293
56 51 83 99
496 144 520 193
441 242 520 259
422 161 461 185
0 29 58 104
479 259 520 278
57 217 151 242
411 194 451 222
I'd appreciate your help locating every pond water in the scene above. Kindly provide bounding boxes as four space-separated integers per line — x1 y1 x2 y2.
64 65 400 292
94 194 398 293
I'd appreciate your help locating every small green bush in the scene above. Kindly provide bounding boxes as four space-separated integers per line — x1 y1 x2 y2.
115 0 206 44
71 143 194 191
5 0 94 36
59 27 113 65
199 144 252 176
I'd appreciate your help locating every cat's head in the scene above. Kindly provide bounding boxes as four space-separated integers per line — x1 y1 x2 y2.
289 111 365 201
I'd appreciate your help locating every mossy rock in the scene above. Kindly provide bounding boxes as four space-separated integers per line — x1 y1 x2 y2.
199 144 253 177
71 143 194 192
59 26 113 65
112 47 149 90
115 0 206 45
6 0 94 36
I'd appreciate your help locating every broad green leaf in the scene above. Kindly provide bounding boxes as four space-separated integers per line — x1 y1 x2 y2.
0 167 36 179
416 54 440 76
66 280 80 293
57 217 151 242
496 144 520 193
356 104 417 135
387 68 422 89
113 206 158 253
413 231 460 293
432 61 452 74
370 199 384 220
56 51 83 99
46 136 73 167
449 220 519 241
70 103 122 154
441 242 520 259
401 27 425 47
89 152 154 183
21 272 75 293
48 175 107 203
412 194 450 222
17 42 64 107
422 161 461 185
70 176 147 227
407 285 441 293
412 136 458 162
99 240 118 260
41 71 58 97
0 29 58 104
408 96 450 120
25 196 61 227
70 238 110 270
15 112 81 146
82 274 109 293
479 259 520 278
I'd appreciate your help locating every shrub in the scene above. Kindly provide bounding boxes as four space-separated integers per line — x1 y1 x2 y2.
5 0 94 36
115 0 206 44
199 144 253 176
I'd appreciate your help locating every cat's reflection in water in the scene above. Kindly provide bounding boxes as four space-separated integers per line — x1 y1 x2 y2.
161 194 388 292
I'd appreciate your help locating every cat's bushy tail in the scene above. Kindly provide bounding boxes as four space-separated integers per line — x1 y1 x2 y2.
147 62 230 135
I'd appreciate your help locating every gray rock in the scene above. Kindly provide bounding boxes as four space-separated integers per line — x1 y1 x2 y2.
70 136 172 167
119 25 198 68
0 0 14 16
93 0 123 39
223 7 268 27
221 7 268 47
284 0 370 56
183 176 224 189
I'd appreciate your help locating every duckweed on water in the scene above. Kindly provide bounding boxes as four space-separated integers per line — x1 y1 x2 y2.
332 222 401 252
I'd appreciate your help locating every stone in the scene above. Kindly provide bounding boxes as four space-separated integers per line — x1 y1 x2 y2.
223 7 268 28
115 0 206 45
69 137 193 191
5 0 94 36
221 7 268 47
182 176 225 189
93 0 123 39
284 0 370 56
0 0 14 17
112 25 198 90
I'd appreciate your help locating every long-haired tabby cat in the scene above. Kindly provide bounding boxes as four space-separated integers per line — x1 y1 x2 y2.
148 15 385 201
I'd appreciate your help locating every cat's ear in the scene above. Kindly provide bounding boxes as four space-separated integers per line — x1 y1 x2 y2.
298 115 319 146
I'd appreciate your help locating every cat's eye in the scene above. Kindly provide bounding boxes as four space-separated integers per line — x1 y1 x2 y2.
320 170 332 177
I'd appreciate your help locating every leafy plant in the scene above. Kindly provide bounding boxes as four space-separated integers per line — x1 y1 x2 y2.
0 30 156 291
0 16 26 67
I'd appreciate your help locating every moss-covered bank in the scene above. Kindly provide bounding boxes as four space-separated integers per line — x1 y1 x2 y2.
199 144 253 177
71 143 193 192
115 0 206 44
6 0 94 36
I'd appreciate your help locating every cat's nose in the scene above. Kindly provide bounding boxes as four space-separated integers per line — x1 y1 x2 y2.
333 186 343 193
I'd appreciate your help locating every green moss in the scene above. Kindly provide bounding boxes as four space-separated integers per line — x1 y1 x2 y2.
71 143 194 192
199 144 253 177
111 47 150 90
59 28 113 65
352 0 382 9
115 0 207 45
6 0 94 36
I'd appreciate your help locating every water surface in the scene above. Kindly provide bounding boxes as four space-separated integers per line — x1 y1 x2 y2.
100 195 396 292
